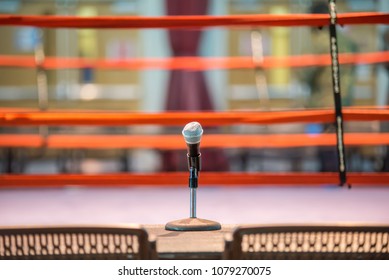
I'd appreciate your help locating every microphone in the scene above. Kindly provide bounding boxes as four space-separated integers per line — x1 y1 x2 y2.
165 121 221 231
182 121 203 171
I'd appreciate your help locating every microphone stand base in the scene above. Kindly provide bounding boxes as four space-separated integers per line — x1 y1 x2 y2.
165 218 221 231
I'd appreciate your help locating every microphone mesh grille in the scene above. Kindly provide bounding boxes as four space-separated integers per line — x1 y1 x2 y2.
182 122 203 144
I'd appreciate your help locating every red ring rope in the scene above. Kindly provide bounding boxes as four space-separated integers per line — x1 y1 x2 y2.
0 108 388 126
0 13 388 29
0 133 388 149
0 173 388 187
1 51 388 70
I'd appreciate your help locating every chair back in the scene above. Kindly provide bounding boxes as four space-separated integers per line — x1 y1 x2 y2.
224 225 389 260
0 225 156 259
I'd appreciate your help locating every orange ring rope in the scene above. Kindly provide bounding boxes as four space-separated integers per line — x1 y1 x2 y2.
0 13 388 29
0 108 388 126
0 133 388 149
0 173 388 187
1 51 388 70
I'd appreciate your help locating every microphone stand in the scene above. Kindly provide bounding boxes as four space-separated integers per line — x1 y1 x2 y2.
165 154 221 231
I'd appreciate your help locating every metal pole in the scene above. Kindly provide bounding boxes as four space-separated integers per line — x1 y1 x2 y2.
190 188 197 218
189 166 198 218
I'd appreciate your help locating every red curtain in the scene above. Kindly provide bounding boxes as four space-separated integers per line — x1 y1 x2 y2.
163 0 229 171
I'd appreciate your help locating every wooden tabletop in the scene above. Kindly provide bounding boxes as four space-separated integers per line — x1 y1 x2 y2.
145 224 237 259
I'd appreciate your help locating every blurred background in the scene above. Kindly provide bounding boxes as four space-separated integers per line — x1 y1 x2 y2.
0 0 389 175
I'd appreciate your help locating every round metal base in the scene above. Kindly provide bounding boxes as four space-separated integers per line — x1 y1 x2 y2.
165 218 221 231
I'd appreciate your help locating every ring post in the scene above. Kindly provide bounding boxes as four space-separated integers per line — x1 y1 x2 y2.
327 0 350 187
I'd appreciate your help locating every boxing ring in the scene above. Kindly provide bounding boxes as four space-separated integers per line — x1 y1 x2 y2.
1 2 389 259
1 11 389 186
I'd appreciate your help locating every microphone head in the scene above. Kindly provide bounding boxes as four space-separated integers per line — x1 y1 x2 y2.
182 122 203 144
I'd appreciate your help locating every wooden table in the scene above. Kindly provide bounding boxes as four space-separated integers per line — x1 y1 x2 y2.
145 225 236 259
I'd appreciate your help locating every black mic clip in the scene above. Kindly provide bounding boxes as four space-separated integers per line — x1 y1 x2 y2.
187 154 200 189
187 153 201 173
189 166 198 189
